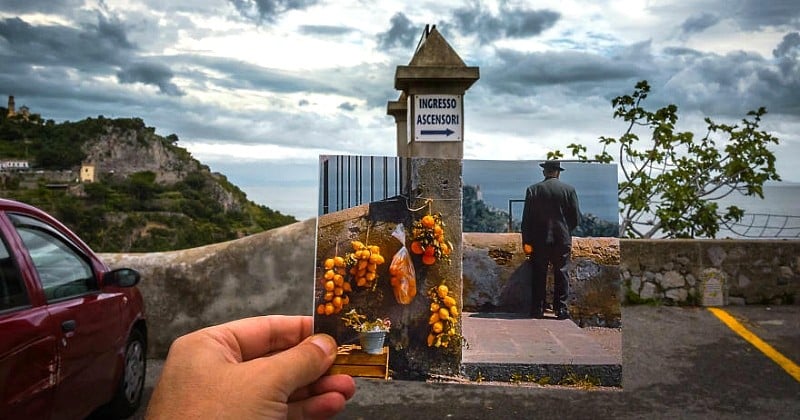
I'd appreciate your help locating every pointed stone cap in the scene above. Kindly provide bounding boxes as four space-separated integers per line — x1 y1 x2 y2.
394 26 479 92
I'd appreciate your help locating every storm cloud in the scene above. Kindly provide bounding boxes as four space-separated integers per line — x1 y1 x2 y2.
2 0 799 218
452 3 560 44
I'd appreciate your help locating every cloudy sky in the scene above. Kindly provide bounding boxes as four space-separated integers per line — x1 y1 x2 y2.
1 0 798 219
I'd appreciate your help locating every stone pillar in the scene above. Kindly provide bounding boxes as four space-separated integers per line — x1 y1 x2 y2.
387 93 409 158
388 25 479 159
386 25 479 377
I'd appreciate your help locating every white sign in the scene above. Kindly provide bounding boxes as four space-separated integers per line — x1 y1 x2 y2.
411 94 462 142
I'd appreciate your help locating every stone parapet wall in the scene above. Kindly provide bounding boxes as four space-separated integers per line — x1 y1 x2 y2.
463 234 621 327
100 218 317 358
621 240 799 305
100 219 799 358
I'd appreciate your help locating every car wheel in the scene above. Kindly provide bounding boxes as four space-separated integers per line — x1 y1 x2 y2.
107 328 147 418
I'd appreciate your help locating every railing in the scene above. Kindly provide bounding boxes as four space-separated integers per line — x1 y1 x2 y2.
319 155 405 215
719 213 800 238
507 199 800 239
507 199 524 232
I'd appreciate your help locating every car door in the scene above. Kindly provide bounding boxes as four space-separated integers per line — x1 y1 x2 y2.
8 213 126 420
0 218 59 420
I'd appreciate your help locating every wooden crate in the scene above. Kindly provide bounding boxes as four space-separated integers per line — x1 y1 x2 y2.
326 345 389 379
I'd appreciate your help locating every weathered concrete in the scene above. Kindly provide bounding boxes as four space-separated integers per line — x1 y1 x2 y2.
100 218 317 358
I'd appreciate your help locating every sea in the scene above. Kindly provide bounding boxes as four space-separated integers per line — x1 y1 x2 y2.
462 159 619 223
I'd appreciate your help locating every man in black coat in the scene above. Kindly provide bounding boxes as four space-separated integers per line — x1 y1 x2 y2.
521 160 581 319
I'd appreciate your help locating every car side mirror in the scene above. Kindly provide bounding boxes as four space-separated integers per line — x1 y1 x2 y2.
103 268 141 287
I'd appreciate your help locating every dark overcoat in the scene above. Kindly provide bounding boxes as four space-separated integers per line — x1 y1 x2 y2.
521 177 581 248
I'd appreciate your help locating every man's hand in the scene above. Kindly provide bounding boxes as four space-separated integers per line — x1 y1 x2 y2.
146 316 356 420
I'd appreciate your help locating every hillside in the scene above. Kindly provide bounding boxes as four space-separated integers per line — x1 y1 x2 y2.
0 106 296 252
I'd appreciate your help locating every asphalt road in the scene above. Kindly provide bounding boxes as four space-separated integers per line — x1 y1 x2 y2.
132 305 800 419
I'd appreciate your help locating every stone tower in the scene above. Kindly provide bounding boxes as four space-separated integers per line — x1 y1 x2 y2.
7 95 15 117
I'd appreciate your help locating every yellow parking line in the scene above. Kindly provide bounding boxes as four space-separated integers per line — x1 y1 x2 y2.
708 307 800 382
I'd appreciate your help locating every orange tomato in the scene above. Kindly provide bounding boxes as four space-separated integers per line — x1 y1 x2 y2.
438 308 450 320
316 304 325 315
524 244 533 254
422 254 436 265
424 245 436 257
432 321 444 334
410 241 424 255
421 214 435 228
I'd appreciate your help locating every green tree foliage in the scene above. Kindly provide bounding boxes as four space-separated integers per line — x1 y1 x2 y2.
462 185 509 232
550 80 781 238
574 213 619 238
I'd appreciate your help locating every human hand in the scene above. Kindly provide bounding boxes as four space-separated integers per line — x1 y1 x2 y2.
145 316 356 420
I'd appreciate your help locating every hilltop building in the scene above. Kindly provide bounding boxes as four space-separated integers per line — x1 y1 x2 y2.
80 164 96 183
6 95 31 120
0 160 30 171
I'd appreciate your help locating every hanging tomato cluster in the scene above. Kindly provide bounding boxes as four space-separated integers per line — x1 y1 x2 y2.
316 255 352 316
347 241 385 289
426 283 461 348
410 213 452 266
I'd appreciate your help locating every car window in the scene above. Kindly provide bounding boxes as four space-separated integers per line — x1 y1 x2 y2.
0 236 29 311
9 214 96 302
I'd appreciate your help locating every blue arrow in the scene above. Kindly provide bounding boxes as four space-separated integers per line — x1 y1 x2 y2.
420 128 455 136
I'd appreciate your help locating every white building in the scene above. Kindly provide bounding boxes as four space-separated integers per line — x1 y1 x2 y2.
0 160 30 171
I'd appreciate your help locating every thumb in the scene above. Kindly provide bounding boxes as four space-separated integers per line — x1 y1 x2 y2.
257 333 338 398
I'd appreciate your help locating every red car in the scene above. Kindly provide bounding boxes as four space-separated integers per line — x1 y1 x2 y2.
0 198 146 419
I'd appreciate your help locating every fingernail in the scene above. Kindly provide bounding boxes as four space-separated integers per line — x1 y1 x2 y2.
309 334 336 355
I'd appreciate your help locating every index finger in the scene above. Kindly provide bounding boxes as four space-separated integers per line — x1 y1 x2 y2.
207 315 314 361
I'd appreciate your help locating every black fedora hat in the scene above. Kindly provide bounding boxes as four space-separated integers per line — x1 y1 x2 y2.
539 160 565 171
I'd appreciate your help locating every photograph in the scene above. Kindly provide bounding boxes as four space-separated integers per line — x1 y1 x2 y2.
314 155 621 385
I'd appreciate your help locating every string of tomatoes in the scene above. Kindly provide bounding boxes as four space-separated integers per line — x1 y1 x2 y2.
409 213 452 265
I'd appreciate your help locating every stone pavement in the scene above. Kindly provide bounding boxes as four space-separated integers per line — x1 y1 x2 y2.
460 312 621 385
